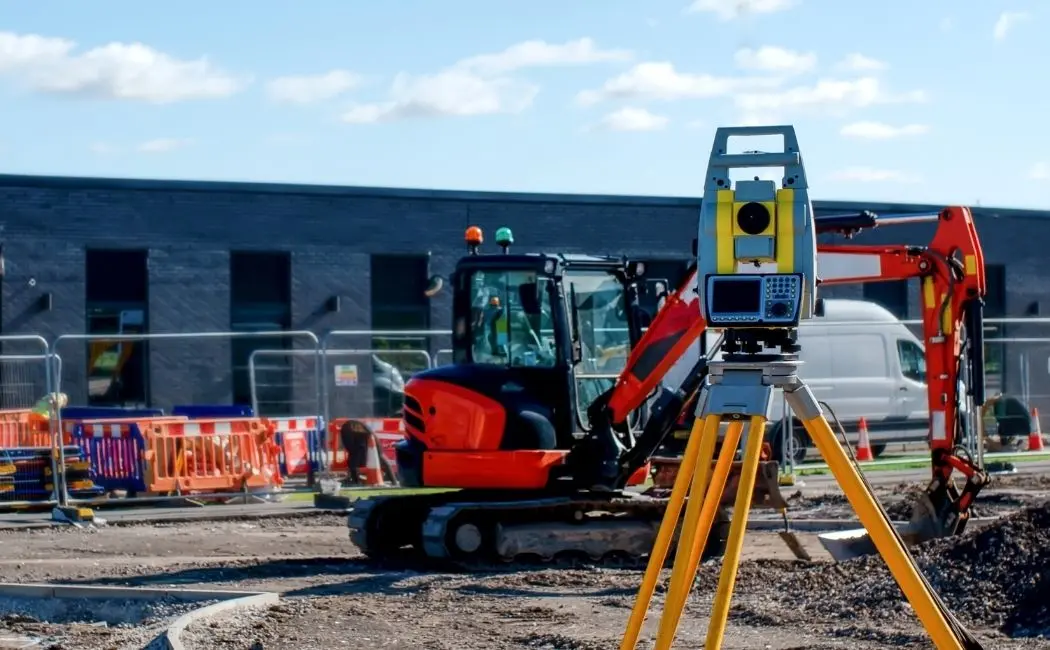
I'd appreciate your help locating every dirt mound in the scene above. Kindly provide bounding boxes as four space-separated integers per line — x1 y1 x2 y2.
704 503 1050 640
915 503 1050 637
800 503 1050 638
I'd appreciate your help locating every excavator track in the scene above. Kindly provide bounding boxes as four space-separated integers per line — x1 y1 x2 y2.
349 490 714 569
349 461 786 570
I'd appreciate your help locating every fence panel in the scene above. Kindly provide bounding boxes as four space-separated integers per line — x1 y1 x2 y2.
319 330 451 424
763 318 1050 466
248 349 322 418
0 336 61 507
0 354 59 410
50 331 320 504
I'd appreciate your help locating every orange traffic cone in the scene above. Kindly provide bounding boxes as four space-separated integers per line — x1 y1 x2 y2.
855 417 874 462
361 431 384 485
1029 408 1045 451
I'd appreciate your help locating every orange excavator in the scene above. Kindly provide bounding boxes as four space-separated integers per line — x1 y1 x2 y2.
349 206 989 566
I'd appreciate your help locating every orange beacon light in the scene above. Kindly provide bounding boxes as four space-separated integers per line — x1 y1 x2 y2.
465 226 483 254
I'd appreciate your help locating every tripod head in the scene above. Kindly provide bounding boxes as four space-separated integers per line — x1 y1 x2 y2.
696 125 818 356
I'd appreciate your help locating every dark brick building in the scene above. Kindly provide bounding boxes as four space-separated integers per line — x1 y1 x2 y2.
0 173 1046 417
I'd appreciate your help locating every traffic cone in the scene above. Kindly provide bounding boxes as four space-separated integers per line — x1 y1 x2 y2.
855 417 874 462
1028 408 1045 451
361 432 384 485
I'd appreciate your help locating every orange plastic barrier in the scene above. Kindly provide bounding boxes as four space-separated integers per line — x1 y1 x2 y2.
142 418 283 494
0 409 55 448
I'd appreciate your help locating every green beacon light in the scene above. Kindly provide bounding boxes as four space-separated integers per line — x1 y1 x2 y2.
495 227 514 254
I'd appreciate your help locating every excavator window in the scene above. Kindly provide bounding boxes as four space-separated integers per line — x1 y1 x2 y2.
565 270 631 428
466 269 557 368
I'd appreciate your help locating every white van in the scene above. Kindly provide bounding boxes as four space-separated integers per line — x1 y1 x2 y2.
699 299 930 463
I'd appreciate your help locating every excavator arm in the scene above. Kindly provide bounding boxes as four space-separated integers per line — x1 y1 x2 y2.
570 206 990 540
817 206 990 539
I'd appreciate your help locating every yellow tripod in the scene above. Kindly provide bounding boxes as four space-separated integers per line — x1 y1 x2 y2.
620 356 971 650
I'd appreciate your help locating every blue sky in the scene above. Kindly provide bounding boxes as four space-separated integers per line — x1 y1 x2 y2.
2 0 1048 207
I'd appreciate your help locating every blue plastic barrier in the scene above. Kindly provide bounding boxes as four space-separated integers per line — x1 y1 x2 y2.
0 446 104 502
66 421 148 494
172 405 255 418
270 416 324 477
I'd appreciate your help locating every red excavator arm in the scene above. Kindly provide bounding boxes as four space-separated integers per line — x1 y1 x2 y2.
592 206 988 537
815 206 989 537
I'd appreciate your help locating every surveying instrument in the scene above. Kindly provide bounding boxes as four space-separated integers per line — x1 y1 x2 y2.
620 126 982 650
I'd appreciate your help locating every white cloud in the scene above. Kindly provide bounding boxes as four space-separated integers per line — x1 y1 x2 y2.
994 11 1029 41
733 112 782 127
343 38 628 123
735 77 927 115
89 142 118 155
576 61 781 106
734 46 816 75
840 121 929 139
342 69 538 123
137 138 192 153
596 107 669 132
0 31 245 103
266 70 361 105
835 53 887 72
1029 162 1050 180
89 138 193 154
453 38 632 76
686 0 798 20
830 167 917 183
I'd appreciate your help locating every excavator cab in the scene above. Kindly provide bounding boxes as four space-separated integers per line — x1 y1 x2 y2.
396 244 653 491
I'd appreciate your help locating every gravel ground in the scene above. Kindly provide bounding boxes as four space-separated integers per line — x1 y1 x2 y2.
0 595 213 650
0 478 1046 649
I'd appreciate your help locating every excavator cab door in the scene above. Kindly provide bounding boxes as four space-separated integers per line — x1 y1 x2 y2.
449 257 580 447
562 266 641 434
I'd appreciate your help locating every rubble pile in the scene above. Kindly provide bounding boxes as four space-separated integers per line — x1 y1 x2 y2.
915 502 1050 637
802 502 1050 638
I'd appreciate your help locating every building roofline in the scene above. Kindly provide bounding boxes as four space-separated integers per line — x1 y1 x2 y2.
0 172 1046 220
0 172 703 207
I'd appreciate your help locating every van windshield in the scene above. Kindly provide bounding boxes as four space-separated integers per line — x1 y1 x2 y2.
897 339 926 383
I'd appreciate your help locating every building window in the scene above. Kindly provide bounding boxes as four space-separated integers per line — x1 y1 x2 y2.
230 252 292 414
85 249 149 407
370 254 431 417
984 264 1007 391
862 280 909 319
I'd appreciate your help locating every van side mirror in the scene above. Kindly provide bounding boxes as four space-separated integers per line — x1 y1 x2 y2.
814 298 826 317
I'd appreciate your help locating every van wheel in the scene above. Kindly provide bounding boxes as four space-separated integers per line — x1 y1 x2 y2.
770 424 808 465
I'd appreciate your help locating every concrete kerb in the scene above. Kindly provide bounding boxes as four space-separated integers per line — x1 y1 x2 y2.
164 590 280 650
0 583 278 650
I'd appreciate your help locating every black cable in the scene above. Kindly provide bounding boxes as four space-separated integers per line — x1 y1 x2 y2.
816 399 984 649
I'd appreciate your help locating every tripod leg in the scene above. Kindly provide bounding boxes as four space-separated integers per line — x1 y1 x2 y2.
621 413 714 650
786 388 964 650
704 415 767 649
654 418 744 650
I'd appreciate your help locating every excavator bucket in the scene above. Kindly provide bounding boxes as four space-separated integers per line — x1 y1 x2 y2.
817 490 963 562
